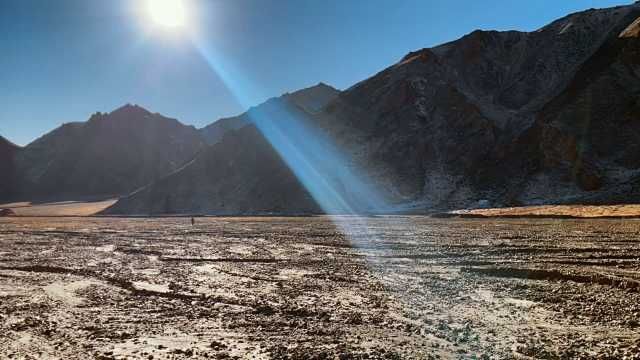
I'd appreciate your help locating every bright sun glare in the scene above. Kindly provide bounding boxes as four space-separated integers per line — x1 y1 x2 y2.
146 0 187 28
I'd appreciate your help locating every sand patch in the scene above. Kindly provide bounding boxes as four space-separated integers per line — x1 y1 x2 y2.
43 280 102 306
95 244 116 252
1 199 117 217
132 281 170 293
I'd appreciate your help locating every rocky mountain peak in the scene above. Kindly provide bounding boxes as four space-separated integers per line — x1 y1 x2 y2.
109 103 152 119
199 82 340 145
10 104 206 202
284 82 340 113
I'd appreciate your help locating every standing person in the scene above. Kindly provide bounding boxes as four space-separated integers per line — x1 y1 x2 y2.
191 217 195 226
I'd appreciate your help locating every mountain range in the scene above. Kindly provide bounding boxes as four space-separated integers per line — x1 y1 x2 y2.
3 3 640 214
5 105 206 202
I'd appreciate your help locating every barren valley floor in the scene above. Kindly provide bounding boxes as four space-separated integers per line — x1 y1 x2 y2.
0 217 639 359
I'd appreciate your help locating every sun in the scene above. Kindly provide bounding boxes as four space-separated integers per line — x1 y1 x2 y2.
146 0 187 28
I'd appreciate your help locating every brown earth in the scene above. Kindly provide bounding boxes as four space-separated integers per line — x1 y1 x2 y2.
450 204 640 218
1 217 640 359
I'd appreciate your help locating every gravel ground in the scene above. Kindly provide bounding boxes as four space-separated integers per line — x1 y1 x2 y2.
0 216 639 359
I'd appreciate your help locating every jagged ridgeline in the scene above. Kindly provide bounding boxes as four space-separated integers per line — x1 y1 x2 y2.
3 105 206 203
4 3 640 214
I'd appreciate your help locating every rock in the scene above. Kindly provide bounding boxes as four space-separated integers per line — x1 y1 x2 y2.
0 209 15 217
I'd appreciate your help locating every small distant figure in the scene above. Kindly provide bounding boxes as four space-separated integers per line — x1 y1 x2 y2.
191 217 195 226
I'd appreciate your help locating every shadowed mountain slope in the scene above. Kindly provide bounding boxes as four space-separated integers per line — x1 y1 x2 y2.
106 93 328 215
0 136 20 202
105 124 320 215
15 104 206 201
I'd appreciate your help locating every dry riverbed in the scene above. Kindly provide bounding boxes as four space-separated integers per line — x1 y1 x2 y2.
0 217 639 359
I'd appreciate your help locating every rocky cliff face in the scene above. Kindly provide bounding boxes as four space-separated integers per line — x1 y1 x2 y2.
107 3 640 214
15 104 206 201
527 8 640 204
311 3 640 210
0 136 20 202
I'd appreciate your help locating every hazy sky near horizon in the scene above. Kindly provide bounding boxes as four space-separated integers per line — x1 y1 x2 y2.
0 0 630 145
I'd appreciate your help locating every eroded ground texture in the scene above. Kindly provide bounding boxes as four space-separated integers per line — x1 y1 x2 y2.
0 217 639 359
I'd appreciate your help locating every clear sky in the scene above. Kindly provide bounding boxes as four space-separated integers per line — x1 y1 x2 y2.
0 0 630 145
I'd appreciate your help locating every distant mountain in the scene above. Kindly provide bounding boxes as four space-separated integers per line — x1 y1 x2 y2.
106 3 640 215
0 136 20 202
199 83 339 145
15 104 206 201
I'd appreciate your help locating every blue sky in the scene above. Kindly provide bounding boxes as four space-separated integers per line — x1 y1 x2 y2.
0 0 630 145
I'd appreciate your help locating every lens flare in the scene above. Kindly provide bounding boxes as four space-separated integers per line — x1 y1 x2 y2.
192 39 391 219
